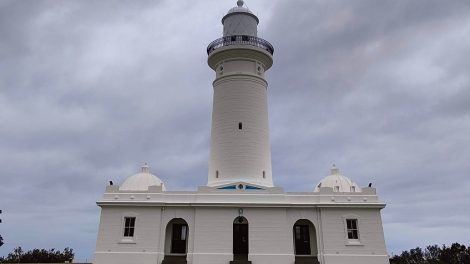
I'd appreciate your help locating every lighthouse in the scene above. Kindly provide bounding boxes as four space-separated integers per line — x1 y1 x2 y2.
93 2 390 264
207 0 275 187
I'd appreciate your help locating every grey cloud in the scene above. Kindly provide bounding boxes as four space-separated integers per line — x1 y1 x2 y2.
1 0 470 261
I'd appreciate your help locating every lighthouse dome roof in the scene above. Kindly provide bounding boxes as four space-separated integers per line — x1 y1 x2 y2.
227 0 253 14
315 165 361 193
223 0 259 24
120 164 166 191
227 5 253 15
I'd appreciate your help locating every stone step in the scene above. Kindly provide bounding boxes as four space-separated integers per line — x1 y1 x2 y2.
229 261 252 264
295 256 320 264
161 255 187 264
230 254 251 264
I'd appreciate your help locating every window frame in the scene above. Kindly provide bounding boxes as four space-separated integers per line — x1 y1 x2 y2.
346 219 359 240
342 214 362 245
119 213 138 244
123 217 136 237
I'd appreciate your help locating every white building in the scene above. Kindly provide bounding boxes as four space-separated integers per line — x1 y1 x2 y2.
93 1 389 264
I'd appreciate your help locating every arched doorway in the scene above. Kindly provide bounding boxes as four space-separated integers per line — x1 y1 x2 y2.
162 218 188 264
293 219 318 264
232 216 249 263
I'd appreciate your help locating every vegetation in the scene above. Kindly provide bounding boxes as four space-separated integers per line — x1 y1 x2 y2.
0 247 74 263
2 243 470 263
390 243 470 264
0 235 3 247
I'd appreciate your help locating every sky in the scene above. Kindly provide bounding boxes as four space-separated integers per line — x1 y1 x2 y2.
1 0 470 261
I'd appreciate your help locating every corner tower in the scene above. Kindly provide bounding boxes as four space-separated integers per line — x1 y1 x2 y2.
207 0 274 187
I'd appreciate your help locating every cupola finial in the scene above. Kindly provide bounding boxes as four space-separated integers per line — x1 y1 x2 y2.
237 0 244 7
330 164 339 175
142 162 150 173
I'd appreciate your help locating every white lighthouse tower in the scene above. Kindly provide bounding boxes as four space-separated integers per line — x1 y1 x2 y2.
93 2 390 264
207 0 275 187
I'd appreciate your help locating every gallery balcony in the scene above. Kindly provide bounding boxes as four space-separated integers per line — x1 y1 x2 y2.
207 35 274 55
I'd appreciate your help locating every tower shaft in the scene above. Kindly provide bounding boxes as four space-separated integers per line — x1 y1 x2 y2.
206 2 274 187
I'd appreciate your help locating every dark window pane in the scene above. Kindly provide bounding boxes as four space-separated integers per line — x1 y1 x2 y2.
295 226 300 240
346 219 359 240
352 230 358 239
124 217 136 237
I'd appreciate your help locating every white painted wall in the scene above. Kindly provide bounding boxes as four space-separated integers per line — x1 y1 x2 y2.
318 208 389 264
94 202 389 264
94 207 163 264
207 48 274 188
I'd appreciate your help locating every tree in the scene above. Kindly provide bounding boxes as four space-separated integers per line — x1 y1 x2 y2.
0 247 74 263
0 235 3 247
424 245 440 264
390 243 470 264
13 246 22 263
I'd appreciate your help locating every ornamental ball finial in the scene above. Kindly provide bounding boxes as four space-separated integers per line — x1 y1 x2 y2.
237 0 244 7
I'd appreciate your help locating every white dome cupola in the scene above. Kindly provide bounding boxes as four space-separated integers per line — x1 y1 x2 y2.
315 165 361 193
222 0 259 37
120 163 166 191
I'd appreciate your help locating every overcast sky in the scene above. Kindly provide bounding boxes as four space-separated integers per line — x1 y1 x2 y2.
1 0 470 261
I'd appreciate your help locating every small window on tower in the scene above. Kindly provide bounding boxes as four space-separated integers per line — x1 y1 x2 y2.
346 219 359 240
123 217 136 237
263 171 266 179
216 170 219 178
239 122 242 130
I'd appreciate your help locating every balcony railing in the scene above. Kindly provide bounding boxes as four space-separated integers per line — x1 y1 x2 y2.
207 35 274 55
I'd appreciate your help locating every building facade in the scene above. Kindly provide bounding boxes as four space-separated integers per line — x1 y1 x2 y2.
93 1 389 264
